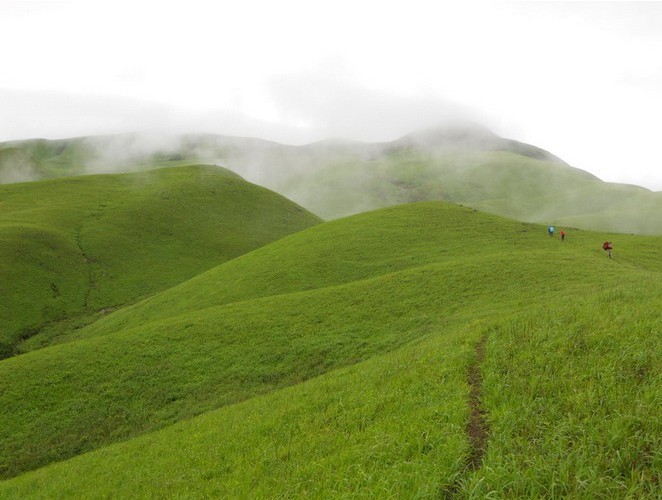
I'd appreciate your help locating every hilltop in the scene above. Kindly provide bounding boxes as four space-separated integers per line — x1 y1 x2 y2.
1 125 661 234
0 201 659 497
0 166 321 358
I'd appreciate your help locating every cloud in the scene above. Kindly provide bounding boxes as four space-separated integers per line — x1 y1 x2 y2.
1 1 662 190
265 73 482 143
0 89 177 140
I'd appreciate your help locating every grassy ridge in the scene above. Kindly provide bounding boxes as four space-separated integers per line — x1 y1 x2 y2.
46 201 662 348
0 327 476 498
0 274 658 497
1 130 659 497
1 202 658 484
0 166 321 357
44 202 542 344
38 201 649 348
0 261 480 478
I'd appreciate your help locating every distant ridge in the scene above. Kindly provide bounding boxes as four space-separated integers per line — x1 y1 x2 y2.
390 123 567 164
1 125 660 234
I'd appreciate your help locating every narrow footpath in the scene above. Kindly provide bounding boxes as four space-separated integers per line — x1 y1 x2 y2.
466 335 488 470
444 335 489 498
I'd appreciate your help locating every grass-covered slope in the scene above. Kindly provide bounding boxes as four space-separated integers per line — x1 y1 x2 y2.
1 325 476 497
1 284 658 498
39 202 546 344
0 202 659 497
0 165 321 357
37 199 662 347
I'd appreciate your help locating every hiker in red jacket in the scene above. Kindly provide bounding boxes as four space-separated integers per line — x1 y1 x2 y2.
603 241 613 258
560 229 566 241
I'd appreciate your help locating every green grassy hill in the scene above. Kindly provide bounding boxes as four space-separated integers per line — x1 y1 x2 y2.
0 201 659 497
0 166 321 358
2 126 660 234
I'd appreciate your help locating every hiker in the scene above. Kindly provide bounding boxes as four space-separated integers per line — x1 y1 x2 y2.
548 225 555 238
560 229 566 241
603 241 613 258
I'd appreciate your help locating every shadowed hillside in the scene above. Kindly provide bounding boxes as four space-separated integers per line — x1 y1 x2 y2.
0 166 321 358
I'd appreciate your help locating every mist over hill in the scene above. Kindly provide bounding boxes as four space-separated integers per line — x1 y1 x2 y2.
1 124 660 234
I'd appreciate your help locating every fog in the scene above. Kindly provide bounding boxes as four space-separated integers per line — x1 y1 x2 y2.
1 1 661 191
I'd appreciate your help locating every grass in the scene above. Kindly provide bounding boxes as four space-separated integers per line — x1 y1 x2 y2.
41 202 544 344
52 201 662 347
0 223 88 354
0 328 475 498
0 275 658 497
0 200 659 497
468 280 661 497
0 165 321 357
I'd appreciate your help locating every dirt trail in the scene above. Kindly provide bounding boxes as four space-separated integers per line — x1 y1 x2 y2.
466 335 489 469
443 335 490 498
75 227 94 309
74 204 106 309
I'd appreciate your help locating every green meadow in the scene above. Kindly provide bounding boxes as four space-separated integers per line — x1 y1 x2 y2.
0 186 660 497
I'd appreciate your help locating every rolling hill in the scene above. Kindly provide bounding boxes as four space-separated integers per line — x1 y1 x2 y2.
2 125 661 234
1 201 659 497
0 165 321 358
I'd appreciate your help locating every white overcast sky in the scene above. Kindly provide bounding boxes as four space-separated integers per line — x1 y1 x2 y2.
1 0 661 190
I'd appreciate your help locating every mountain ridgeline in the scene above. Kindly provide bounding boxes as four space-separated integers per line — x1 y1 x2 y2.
1 124 660 234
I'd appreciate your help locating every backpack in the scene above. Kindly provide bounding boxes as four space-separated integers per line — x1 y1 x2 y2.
603 241 611 250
